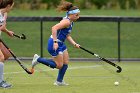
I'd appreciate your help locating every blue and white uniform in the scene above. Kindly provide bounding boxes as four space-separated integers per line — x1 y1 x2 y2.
32 8 80 84
48 17 74 57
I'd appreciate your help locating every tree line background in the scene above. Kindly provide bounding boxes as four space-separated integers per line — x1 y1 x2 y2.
14 0 140 10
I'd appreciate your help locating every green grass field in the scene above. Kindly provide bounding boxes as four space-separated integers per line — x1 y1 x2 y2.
0 61 139 93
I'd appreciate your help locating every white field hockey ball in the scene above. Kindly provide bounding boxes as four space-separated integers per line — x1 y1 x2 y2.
114 81 119 86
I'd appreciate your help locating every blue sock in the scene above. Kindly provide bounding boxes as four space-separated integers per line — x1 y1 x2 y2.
57 64 68 82
37 57 57 68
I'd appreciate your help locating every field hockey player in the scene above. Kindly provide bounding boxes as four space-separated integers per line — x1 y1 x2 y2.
0 0 14 88
32 1 80 86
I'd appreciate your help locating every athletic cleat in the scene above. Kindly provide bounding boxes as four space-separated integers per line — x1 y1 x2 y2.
32 54 40 68
53 81 69 86
0 81 12 88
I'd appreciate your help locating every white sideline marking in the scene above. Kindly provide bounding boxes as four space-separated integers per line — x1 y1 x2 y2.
4 65 101 75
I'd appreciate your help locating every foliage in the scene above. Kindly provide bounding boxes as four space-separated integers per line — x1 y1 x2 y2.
118 0 136 9
89 0 110 9
13 0 140 10
41 0 60 9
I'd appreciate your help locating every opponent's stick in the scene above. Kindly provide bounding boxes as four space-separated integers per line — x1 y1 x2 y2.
13 34 26 40
0 39 33 74
80 46 122 73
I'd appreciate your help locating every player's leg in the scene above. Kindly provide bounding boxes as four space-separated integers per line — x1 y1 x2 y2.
54 50 69 86
0 48 12 88
32 52 64 69
0 43 11 60
32 38 64 69
37 54 63 69
0 50 4 83
32 50 64 69
57 50 69 82
32 54 58 69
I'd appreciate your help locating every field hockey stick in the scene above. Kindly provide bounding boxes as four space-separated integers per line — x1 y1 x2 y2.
0 39 33 74
79 46 122 73
13 34 26 40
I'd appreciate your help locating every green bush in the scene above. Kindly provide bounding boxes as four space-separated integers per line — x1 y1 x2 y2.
74 0 87 9
13 0 139 10
118 0 136 9
14 0 31 3
89 0 110 9
41 0 60 9
128 0 136 9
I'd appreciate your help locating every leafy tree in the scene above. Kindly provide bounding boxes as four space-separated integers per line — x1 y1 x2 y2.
41 0 60 9
89 0 110 9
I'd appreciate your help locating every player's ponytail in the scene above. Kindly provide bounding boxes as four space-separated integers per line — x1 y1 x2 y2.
57 1 78 12
0 0 14 9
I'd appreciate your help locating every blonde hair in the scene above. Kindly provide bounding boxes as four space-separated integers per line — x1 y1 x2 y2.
57 1 78 12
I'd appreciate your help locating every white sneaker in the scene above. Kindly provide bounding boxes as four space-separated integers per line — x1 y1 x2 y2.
0 81 12 88
53 81 69 86
32 54 40 68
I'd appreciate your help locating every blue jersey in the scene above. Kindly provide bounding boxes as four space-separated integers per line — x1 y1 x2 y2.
48 17 74 57
56 17 74 42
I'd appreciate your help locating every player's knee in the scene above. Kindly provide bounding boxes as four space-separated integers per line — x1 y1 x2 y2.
56 64 63 69
63 60 69 64
4 54 10 60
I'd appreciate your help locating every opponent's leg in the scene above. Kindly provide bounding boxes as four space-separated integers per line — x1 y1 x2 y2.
0 43 11 60
0 45 4 83
0 50 11 88
0 62 4 83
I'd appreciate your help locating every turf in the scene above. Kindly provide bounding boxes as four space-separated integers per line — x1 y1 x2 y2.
0 61 139 93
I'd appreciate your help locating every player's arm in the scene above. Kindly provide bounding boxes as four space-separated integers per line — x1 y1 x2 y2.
52 19 70 50
52 19 70 41
67 34 80 48
0 13 14 37
1 24 9 33
0 13 8 32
